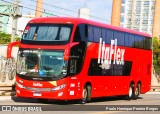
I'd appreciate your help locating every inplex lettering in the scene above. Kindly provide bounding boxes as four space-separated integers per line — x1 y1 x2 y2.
98 38 125 66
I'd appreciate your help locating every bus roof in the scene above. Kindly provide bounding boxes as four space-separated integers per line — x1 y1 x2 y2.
29 17 151 38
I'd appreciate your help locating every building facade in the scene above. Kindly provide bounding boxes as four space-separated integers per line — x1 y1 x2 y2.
0 1 10 33
111 0 160 38
78 8 90 19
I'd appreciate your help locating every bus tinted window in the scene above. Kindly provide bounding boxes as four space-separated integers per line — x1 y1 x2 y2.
106 29 114 44
135 35 144 49
59 27 72 40
144 38 152 50
37 26 59 41
22 24 73 41
128 34 134 47
124 33 129 47
114 31 125 46
73 26 81 42
94 27 101 42
102 29 106 42
88 59 132 76
23 25 36 40
88 25 94 41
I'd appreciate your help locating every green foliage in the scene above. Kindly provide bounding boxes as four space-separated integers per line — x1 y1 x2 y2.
0 32 11 44
153 37 160 75
0 32 20 44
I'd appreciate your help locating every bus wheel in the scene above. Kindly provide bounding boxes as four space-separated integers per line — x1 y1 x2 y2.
37 99 48 103
127 84 134 100
134 84 140 100
81 85 91 104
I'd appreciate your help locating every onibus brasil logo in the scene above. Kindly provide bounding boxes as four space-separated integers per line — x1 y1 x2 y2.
98 38 125 69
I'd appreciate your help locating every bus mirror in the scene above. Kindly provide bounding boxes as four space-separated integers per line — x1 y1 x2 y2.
7 41 20 58
85 24 88 37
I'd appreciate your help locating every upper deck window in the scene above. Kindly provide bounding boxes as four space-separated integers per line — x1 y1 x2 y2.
22 24 73 43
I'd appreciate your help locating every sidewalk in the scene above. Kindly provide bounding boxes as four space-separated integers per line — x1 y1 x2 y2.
0 96 13 101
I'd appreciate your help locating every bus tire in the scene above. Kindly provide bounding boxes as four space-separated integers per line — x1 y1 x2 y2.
126 84 134 100
133 83 140 100
87 85 91 102
81 85 91 104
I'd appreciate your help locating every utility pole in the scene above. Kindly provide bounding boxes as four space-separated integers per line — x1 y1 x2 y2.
11 0 21 42
35 0 43 17
111 0 121 27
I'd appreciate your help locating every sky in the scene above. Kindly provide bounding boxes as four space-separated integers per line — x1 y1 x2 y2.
20 0 113 24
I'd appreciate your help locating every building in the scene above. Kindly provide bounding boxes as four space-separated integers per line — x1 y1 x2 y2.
0 15 9 33
111 0 160 38
0 1 10 33
7 13 35 37
78 8 90 19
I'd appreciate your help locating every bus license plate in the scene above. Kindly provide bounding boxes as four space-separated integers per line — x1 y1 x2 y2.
33 92 42 96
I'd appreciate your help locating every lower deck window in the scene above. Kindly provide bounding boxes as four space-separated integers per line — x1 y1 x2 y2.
88 59 132 76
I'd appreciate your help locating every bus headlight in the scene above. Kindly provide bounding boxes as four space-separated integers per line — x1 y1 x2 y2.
16 82 26 89
51 84 66 91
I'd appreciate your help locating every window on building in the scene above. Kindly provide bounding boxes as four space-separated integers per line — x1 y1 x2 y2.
151 1 155 5
144 1 149 5
121 6 125 13
121 16 124 22
122 0 125 4
136 1 141 5
151 6 155 10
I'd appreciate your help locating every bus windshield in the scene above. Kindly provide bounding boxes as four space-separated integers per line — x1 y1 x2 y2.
17 49 67 80
22 24 73 41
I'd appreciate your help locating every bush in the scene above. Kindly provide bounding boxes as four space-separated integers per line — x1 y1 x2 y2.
0 33 20 44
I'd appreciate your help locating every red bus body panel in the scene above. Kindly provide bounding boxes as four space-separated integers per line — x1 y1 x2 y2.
15 17 152 101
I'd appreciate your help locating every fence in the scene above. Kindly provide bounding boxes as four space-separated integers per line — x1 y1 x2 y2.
0 45 18 86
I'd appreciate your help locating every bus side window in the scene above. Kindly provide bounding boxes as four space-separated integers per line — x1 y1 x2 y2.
128 34 135 47
88 25 94 42
134 35 139 48
144 37 152 50
73 24 87 42
135 35 144 49
102 28 106 43
140 36 145 49
124 33 129 47
68 42 86 75
106 29 113 44
114 31 124 46
73 26 81 42
94 27 101 42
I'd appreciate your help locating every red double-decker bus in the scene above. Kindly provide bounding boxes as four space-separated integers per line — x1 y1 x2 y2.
8 17 152 103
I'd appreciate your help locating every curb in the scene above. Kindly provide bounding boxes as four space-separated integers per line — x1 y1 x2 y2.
146 92 160 94
0 96 13 101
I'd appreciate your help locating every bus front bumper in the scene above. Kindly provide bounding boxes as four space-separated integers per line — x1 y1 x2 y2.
16 86 69 100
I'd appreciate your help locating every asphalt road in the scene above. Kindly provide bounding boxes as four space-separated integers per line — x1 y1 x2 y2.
0 93 160 114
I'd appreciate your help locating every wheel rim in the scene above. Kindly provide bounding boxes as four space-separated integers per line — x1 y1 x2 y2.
129 87 132 97
135 85 140 96
83 88 87 99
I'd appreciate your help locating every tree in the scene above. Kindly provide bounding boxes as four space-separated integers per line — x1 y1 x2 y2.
153 37 160 75
0 32 20 44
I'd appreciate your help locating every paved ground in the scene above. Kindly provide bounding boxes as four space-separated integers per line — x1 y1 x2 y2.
0 93 160 114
